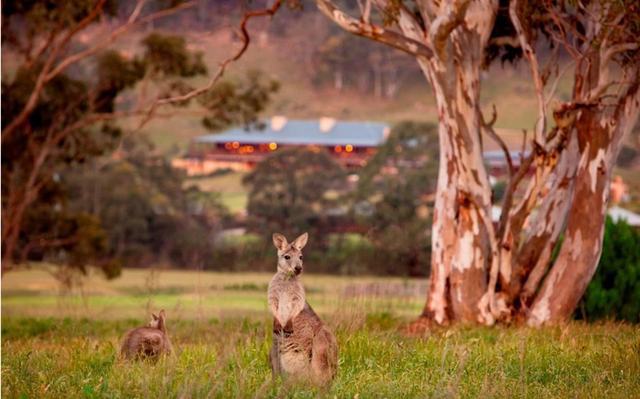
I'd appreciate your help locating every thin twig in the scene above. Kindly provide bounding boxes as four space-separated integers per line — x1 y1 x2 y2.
481 105 514 178
134 0 285 132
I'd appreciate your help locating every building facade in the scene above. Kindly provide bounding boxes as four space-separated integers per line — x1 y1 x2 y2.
173 117 390 175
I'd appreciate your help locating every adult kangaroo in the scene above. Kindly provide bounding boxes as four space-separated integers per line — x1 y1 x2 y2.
268 233 338 385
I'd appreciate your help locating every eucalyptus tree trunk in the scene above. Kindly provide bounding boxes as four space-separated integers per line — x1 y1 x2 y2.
512 134 579 306
529 82 640 326
523 0 640 323
417 53 496 324
399 2 499 325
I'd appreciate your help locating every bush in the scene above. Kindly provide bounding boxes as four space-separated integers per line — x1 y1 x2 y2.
578 216 640 323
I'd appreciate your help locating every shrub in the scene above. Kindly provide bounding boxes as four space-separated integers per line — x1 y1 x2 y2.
578 216 640 323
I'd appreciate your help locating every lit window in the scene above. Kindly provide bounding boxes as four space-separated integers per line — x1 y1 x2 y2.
345 145 353 152
232 142 240 149
247 146 254 153
334 145 342 153
224 143 232 150
269 142 278 150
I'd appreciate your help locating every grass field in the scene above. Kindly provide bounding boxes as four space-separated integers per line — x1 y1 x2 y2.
2 268 639 398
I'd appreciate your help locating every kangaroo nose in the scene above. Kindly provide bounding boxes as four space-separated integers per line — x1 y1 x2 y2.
294 266 302 273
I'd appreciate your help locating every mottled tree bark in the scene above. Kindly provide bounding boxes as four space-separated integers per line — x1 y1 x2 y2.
510 131 579 306
529 83 640 326
408 1 499 326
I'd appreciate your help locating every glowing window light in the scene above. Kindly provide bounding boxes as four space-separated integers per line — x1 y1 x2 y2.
246 146 254 153
224 143 232 150
334 145 342 153
269 142 278 150
345 145 354 152
232 142 240 149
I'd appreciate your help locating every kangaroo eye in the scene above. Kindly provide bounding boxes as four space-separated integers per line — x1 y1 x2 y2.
284 255 290 260
299 256 303 260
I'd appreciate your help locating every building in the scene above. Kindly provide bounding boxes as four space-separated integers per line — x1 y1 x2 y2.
484 150 533 178
174 117 390 175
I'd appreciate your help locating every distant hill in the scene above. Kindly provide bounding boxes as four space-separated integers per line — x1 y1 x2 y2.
109 1 575 153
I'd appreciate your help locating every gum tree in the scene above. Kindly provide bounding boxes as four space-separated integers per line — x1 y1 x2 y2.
310 0 640 327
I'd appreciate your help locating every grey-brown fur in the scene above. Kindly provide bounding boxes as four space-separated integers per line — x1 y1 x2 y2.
119 310 172 361
268 233 338 385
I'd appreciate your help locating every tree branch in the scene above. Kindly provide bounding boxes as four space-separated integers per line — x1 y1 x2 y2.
510 0 547 147
428 0 471 59
44 1 198 82
357 0 372 24
587 42 640 102
313 0 433 59
545 60 574 108
135 0 285 131
1 0 108 143
481 105 514 178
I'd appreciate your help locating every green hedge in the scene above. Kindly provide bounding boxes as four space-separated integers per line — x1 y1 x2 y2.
578 216 640 323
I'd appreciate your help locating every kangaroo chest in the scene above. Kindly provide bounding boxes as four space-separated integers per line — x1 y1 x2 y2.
270 278 305 325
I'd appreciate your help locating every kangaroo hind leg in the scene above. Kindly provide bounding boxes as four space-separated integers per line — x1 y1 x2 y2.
269 341 281 378
310 329 337 385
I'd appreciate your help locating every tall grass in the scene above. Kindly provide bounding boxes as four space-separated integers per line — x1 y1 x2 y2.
2 314 639 398
2 269 639 398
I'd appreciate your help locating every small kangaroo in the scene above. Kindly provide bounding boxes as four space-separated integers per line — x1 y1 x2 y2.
119 310 172 361
268 233 338 385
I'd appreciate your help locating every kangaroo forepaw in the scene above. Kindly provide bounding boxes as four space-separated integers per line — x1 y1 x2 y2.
273 318 283 333
283 319 294 334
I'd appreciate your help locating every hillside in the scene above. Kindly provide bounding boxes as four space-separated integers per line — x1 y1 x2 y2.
112 8 575 153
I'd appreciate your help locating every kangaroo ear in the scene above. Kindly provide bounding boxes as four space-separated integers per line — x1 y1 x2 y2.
272 233 288 251
292 233 308 250
152 313 159 321
156 310 166 331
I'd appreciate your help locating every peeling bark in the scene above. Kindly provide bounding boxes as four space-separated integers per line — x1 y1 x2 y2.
510 131 579 306
528 83 640 326
414 0 498 326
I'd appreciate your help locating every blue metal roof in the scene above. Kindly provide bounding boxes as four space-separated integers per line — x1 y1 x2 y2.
194 120 389 147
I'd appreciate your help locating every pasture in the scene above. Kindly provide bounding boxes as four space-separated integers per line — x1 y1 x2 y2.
2 268 639 398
